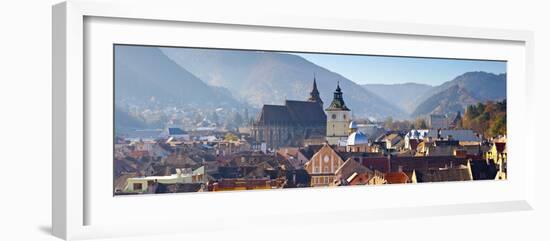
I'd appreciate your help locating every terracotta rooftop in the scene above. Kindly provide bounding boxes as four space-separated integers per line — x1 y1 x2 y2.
384 171 409 184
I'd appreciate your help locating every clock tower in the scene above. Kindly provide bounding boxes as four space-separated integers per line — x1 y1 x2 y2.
325 82 351 145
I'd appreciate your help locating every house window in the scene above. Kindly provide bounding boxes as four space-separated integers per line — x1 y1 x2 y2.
133 183 143 191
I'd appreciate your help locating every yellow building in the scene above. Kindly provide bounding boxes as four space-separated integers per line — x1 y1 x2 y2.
326 82 351 146
486 140 507 180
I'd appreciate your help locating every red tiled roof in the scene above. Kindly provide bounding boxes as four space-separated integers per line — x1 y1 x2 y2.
359 157 390 173
384 171 409 184
128 150 149 159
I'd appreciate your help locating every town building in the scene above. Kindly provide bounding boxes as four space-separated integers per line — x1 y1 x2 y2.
122 166 206 193
384 171 410 184
414 162 473 182
346 121 370 152
428 112 463 130
207 178 286 191
382 133 405 151
404 129 430 150
164 127 190 140
347 171 386 185
304 143 345 186
332 158 373 186
276 147 311 169
251 78 327 149
486 138 507 180
355 123 385 142
405 129 480 151
326 82 351 145
428 114 449 129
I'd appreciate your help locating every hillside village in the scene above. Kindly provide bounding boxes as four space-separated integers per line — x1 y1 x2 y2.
114 78 507 195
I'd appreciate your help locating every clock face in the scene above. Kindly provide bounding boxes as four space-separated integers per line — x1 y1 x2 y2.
323 155 329 163
332 114 336 119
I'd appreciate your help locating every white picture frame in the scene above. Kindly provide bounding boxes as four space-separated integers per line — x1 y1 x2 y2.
52 0 535 240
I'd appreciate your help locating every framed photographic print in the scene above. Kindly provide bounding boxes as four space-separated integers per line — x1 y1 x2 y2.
52 0 535 240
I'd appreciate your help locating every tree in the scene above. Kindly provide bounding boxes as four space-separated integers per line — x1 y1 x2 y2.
489 114 506 137
414 117 427 129
462 100 506 138
455 117 463 129
383 117 394 130
224 133 239 141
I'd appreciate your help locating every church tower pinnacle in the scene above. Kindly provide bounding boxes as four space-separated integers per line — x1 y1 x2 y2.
307 73 323 107
326 81 350 111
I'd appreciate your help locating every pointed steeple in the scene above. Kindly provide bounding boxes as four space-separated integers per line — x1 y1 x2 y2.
307 73 323 107
312 74 319 92
326 81 350 111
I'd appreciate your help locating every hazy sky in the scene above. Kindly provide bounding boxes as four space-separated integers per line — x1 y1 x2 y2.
295 53 506 86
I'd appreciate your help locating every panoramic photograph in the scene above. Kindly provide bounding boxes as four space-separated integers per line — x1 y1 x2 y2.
113 44 507 195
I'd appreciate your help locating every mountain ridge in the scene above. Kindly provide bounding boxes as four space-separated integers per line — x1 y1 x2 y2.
410 71 506 116
115 45 240 107
161 48 407 119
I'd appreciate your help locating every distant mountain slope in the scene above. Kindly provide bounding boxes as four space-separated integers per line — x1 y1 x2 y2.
362 83 433 114
161 48 407 119
411 71 506 117
114 45 239 107
114 107 147 133
411 85 481 116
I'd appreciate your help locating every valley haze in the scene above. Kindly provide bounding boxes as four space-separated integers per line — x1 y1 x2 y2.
114 45 506 130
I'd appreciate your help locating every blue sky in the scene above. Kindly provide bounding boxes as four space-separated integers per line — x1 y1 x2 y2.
295 53 506 86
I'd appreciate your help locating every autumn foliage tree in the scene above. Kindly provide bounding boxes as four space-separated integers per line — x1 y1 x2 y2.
461 100 506 138
224 133 239 142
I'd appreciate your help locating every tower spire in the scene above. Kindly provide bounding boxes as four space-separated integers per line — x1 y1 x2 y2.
308 73 323 107
312 73 318 91
326 81 350 111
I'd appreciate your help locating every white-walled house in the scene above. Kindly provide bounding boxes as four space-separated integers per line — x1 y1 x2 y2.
123 166 206 193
